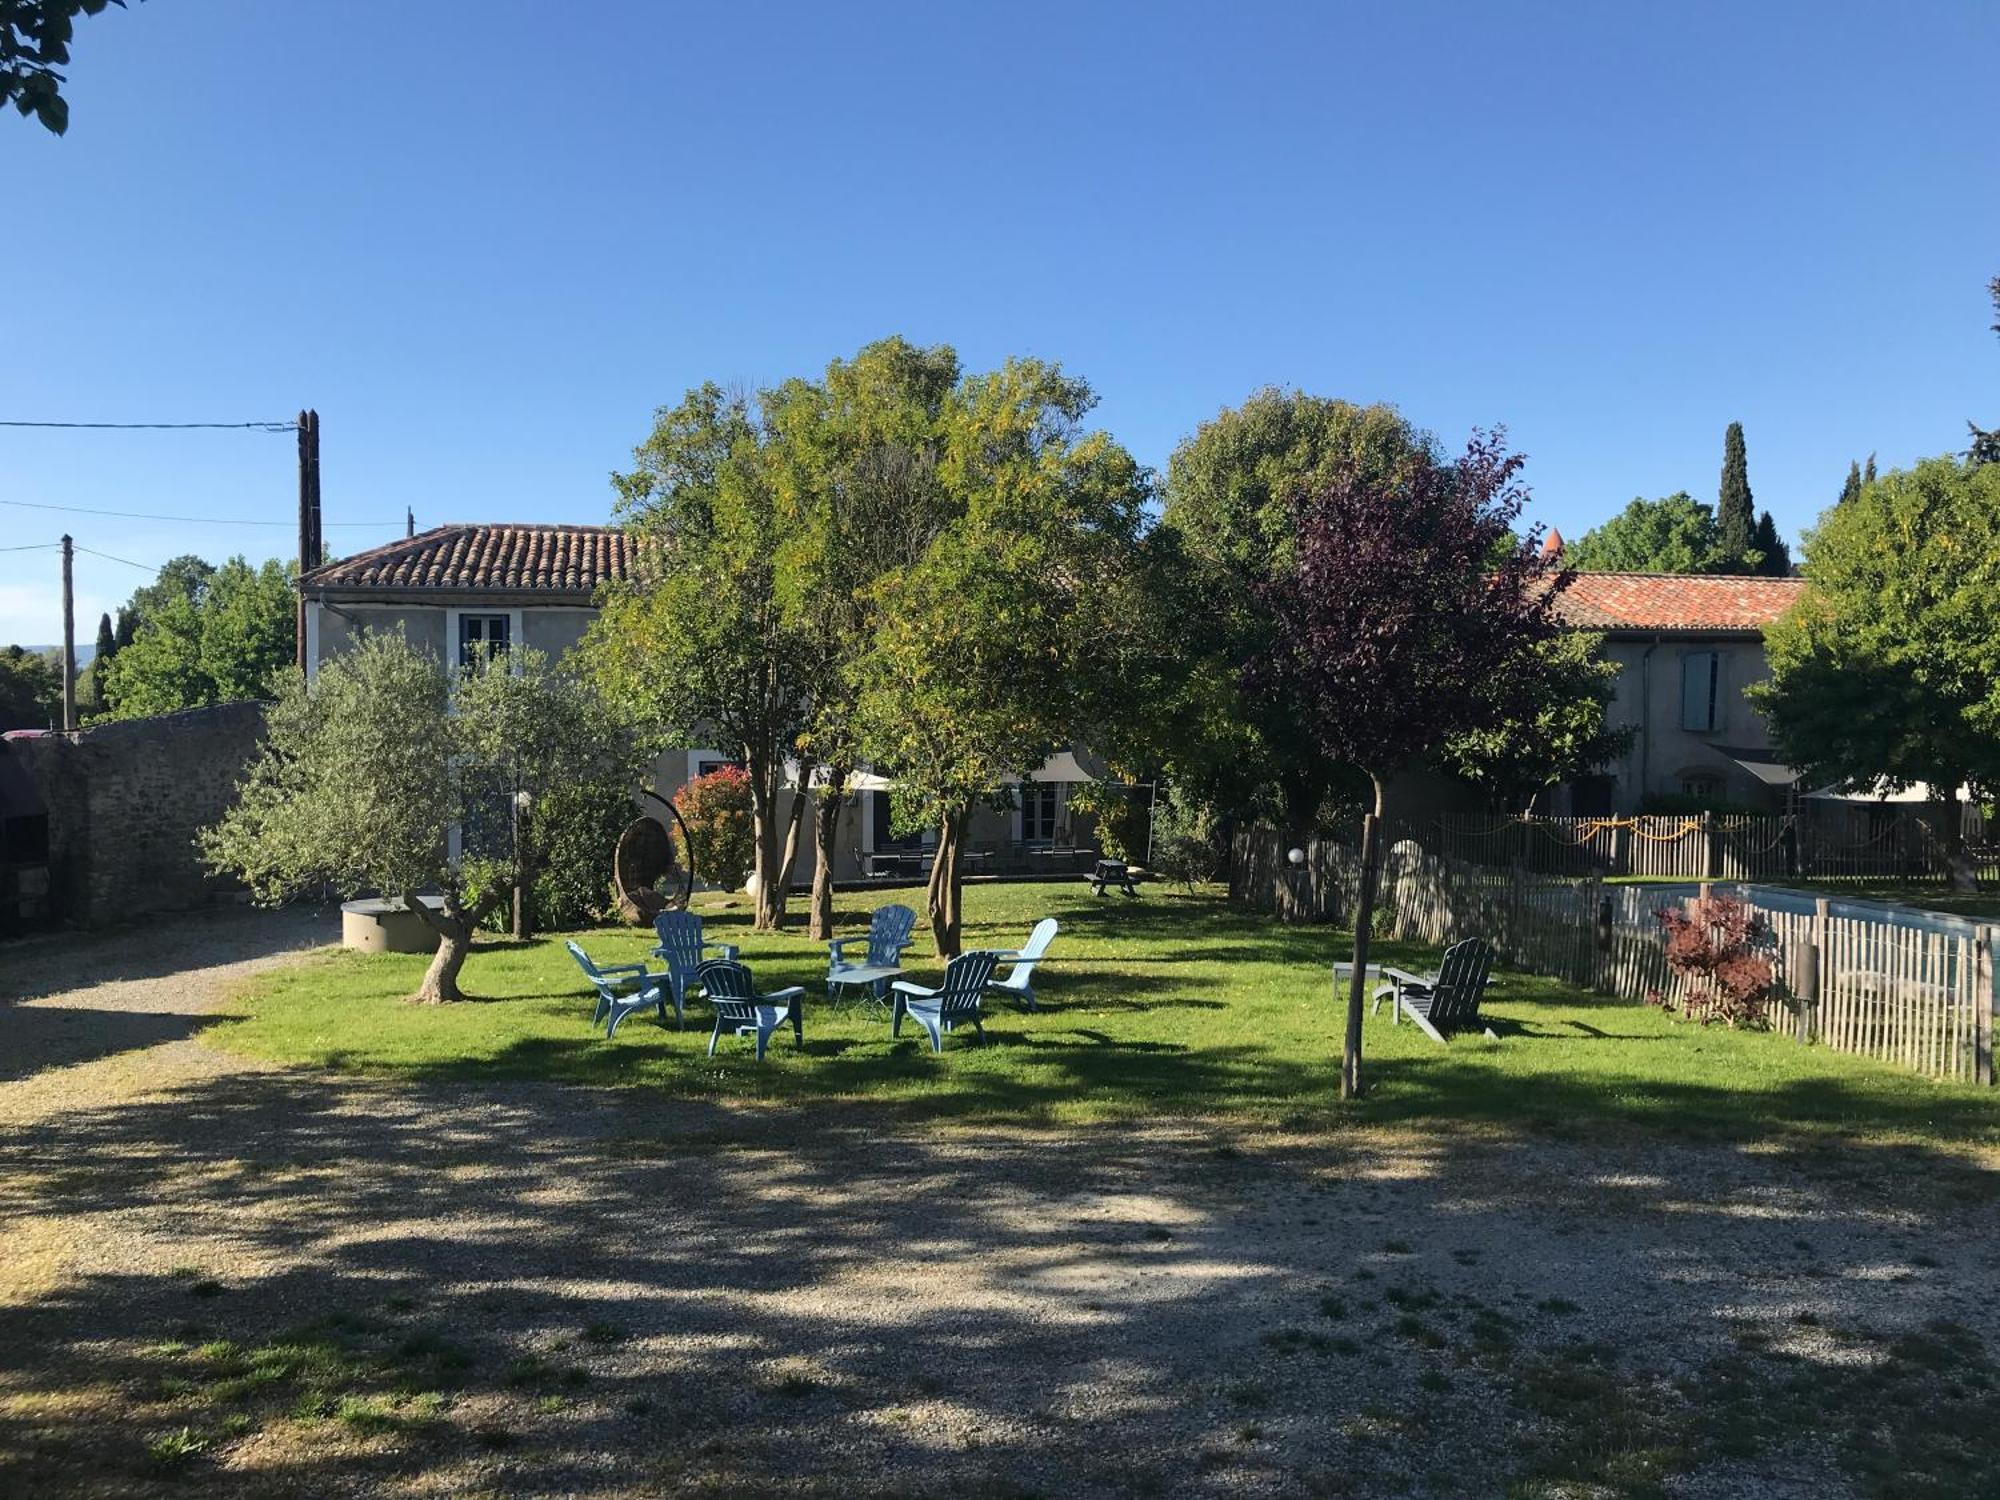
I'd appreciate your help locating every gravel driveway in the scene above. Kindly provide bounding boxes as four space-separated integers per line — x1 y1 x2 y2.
3 912 1998 1498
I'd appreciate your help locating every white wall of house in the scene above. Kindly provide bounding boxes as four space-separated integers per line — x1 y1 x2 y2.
1585 633 1783 813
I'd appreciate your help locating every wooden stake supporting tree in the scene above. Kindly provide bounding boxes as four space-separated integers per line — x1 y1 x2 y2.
1249 430 1570 1099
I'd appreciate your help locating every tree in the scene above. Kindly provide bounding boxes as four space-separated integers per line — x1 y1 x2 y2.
1715 421 1757 572
1250 430 1566 1097
1160 390 1434 826
1441 630 1630 813
2 0 136 135
1864 453 1877 486
1748 456 2000 891
854 357 1152 955
0 644 59 730
1837 461 1862 508
1969 276 1999 467
83 610 114 710
585 384 817 932
102 556 295 717
765 337 962 939
1564 493 1724 574
674 765 754 892
1751 510 1791 576
202 633 645 1001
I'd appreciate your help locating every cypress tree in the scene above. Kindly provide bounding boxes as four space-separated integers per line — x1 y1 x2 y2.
1838 460 1861 507
88 612 116 707
1752 510 1790 576
1863 453 1877 486
1716 421 1756 572
113 607 136 650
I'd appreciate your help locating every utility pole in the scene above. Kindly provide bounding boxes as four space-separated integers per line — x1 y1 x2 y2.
406 505 414 538
59 534 76 731
294 409 321 669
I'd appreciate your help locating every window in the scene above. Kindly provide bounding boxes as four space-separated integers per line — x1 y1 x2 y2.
1020 783 1060 844
458 613 511 670
1678 771 1724 801
1680 651 1723 732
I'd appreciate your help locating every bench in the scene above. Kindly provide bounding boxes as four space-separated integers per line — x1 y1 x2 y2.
1088 859 1143 898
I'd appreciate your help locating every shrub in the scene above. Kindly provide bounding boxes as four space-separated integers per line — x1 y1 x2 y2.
1650 893 1776 1026
527 778 639 928
675 765 753 891
1069 780 1153 864
1149 785 1223 890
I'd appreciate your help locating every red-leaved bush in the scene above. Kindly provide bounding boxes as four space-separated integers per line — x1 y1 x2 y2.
1650 893 1777 1026
675 765 753 892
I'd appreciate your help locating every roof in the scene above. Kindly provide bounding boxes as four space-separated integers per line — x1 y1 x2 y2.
1554 572 1805 633
302 524 637 599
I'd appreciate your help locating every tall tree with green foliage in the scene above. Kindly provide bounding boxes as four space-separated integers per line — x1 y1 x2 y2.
585 384 817 932
1837 460 1862 507
1441 630 1630 813
1715 421 1757 571
203 634 643 1001
1564 493 1724 574
83 610 114 709
854 357 1152 955
102 556 295 718
765 337 962 938
1751 510 1791 576
1160 389 1434 827
0 644 59 730
1749 456 2000 891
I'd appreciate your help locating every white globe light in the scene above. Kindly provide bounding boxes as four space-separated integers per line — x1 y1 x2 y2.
1287 847 1306 866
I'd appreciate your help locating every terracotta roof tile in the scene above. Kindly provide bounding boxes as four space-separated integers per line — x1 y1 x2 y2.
303 524 637 597
1555 572 1805 632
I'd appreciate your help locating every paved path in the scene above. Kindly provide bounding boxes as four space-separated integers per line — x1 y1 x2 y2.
2 913 1998 1498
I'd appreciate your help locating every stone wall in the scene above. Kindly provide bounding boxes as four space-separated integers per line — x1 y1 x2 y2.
10 701 267 928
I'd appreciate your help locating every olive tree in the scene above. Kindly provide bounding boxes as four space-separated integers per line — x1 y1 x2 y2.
201 632 643 1002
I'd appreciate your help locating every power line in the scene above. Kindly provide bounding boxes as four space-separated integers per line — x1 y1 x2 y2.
72 545 161 572
0 419 297 432
0 541 62 552
0 498 398 528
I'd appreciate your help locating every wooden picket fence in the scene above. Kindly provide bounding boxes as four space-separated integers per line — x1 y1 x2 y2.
1229 826 1997 1085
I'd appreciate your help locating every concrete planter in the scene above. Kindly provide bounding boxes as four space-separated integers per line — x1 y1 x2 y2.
340 896 446 954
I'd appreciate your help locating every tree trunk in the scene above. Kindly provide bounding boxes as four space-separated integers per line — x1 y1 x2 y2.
1340 775 1387 1100
745 747 786 931
406 892 480 1004
1938 786 1978 893
809 766 848 942
927 804 969 957
771 762 813 930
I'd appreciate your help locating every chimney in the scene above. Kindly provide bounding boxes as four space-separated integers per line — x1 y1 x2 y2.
1540 527 1564 561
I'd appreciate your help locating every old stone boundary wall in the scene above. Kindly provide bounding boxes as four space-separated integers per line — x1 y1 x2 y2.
12 701 266 928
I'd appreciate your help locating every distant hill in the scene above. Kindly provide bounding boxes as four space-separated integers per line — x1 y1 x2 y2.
13 645 97 666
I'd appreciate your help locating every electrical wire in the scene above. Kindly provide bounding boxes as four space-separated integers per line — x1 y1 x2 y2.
72 545 161 572
0 498 397 527
0 541 62 552
0 419 297 431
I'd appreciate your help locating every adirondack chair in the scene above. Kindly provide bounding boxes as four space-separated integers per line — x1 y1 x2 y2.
891 950 1002 1052
826 903 918 1005
1371 938 1498 1044
694 959 804 1061
567 941 672 1040
987 917 1058 1011
650 910 739 1028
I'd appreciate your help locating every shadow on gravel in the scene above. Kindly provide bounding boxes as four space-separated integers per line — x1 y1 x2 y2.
0 906 338 1006
2 1069 1998 1498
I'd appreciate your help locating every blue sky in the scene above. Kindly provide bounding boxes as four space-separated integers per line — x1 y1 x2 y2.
3 0 1995 643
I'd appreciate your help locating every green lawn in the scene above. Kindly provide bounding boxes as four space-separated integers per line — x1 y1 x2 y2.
218 882 2000 1151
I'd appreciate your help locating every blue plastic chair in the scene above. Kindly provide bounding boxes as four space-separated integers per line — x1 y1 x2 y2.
567 941 671 1039
987 917 1058 1011
826 903 918 1005
695 959 804 1061
651 910 738 1028
892 951 1002 1052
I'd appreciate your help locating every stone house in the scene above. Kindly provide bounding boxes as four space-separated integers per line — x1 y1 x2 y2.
1545 572 1807 815
300 523 1111 885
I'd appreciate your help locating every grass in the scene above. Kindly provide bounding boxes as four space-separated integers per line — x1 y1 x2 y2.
216 882 2000 1151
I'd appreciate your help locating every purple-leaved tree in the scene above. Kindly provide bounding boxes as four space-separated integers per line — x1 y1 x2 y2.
1251 430 1570 1098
